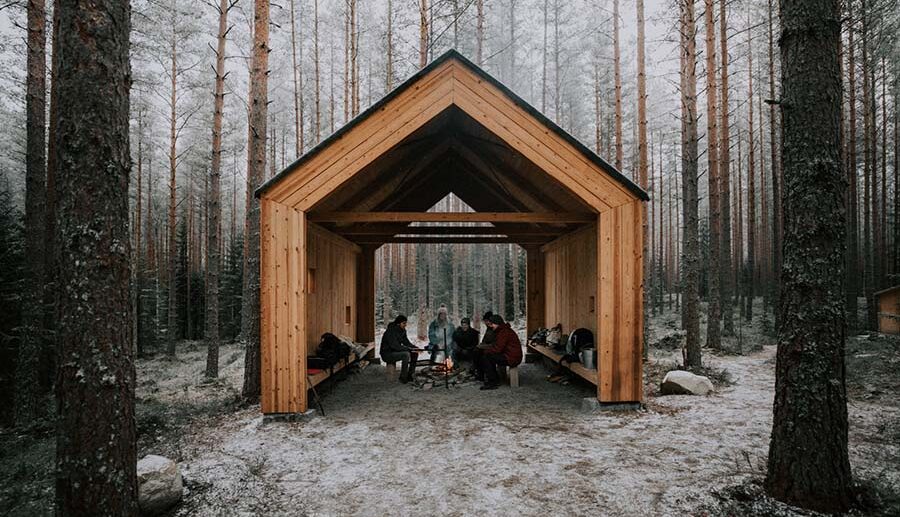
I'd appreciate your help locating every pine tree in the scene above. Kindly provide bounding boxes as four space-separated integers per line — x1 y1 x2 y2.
680 0 701 368
765 0 852 511
241 0 270 402
54 0 137 511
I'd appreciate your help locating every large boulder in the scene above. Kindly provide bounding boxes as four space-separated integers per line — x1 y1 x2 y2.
660 370 714 396
137 455 182 516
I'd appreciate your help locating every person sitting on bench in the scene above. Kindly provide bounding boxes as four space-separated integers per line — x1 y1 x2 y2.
426 305 456 364
479 314 523 390
451 317 480 364
472 311 496 381
380 315 420 383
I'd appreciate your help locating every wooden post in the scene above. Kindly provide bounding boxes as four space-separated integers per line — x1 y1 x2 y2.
597 202 643 404
525 246 545 337
357 244 377 355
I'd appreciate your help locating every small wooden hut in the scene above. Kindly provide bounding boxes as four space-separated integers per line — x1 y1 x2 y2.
255 50 649 414
874 285 900 334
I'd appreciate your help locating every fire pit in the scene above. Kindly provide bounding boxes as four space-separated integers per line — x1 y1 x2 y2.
428 358 454 389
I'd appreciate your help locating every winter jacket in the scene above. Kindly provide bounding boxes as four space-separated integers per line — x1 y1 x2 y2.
485 323 523 367
452 327 480 351
479 326 496 349
380 322 416 359
428 320 456 349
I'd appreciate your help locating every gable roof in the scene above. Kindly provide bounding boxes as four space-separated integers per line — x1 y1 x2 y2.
257 49 649 210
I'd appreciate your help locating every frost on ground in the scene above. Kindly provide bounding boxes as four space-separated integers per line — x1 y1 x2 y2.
1 308 898 516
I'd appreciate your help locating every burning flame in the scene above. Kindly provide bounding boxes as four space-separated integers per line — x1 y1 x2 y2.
445 357 454 371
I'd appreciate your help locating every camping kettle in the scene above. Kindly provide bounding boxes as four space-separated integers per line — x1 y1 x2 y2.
581 348 596 370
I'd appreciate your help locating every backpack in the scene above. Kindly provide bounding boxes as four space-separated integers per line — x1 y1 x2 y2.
566 328 595 355
317 332 351 369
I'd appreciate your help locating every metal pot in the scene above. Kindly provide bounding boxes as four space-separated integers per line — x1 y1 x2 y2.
580 348 596 370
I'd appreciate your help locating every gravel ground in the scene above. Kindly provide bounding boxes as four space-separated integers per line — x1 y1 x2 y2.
2 305 898 516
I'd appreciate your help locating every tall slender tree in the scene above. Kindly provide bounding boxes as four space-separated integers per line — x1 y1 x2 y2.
704 0 722 350
613 0 624 170
846 0 859 329
719 0 734 336
766 0 852 511
768 0 783 328
16 0 47 426
680 0 701 368
241 0 270 402
206 0 233 378
636 0 649 355
54 0 137 512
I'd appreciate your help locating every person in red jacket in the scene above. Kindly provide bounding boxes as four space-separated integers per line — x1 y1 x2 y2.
479 314 523 390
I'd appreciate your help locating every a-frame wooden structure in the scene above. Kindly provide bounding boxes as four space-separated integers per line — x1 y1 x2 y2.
256 50 649 414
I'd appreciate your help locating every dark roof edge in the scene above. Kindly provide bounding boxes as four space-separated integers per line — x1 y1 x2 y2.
256 49 650 203
874 285 900 297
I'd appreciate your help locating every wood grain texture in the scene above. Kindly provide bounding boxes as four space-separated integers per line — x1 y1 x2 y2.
542 225 598 342
597 202 643 403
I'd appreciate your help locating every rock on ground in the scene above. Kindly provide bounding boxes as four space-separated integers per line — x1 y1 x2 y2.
137 455 182 516
661 370 715 396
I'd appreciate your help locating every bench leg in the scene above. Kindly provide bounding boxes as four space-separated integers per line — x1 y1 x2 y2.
508 366 519 388
386 363 397 381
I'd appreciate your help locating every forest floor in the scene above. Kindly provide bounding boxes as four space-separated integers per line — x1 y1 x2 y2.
1 303 899 516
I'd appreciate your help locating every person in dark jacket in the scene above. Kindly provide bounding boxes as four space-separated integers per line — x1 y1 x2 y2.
451 317 480 363
380 315 421 383
479 314 523 390
472 311 496 380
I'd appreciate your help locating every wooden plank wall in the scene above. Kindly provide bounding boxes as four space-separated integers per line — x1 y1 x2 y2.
597 201 644 403
260 198 307 414
542 224 598 337
356 245 377 344
877 290 900 335
525 245 546 336
306 224 360 353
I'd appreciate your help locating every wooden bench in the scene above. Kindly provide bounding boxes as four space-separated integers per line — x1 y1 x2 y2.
526 342 598 386
500 365 519 387
307 342 375 388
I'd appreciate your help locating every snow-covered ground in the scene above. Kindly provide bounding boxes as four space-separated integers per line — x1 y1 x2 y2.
1 306 897 516
140 310 899 516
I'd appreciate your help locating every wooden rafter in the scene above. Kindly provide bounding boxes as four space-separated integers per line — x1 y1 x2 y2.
354 236 552 245
308 212 596 224
336 225 566 236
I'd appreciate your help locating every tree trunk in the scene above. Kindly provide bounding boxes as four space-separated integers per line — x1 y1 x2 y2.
207 0 230 378
680 0 701 368
861 0 875 329
134 108 144 357
16 0 47 427
386 0 393 91
541 0 547 112
290 0 303 155
314 0 321 141
476 0 484 66
746 23 757 322
613 0 623 171
636 0 649 355
765 1 852 511
719 0 734 336
419 0 428 69
54 0 137 512
241 0 270 402
167 28 179 355
704 0 722 350
768 0 783 330
846 0 859 329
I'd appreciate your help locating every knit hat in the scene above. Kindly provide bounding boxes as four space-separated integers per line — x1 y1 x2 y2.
393 315 408 325
489 314 505 325
460 317 471 325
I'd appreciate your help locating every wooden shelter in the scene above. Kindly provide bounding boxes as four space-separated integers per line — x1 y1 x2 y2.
874 285 900 334
255 50 649 415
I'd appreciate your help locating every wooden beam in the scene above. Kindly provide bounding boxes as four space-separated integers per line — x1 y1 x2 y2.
355 236 552 245
356 244 376 345
525 245 546 337
309 212 595 224
337 225 566 236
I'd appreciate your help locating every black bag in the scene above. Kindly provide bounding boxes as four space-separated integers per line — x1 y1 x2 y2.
317 332 351 369
566 328 595 356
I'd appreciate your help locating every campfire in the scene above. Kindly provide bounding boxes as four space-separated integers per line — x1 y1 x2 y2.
431 357 454 374
412 357 479 390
